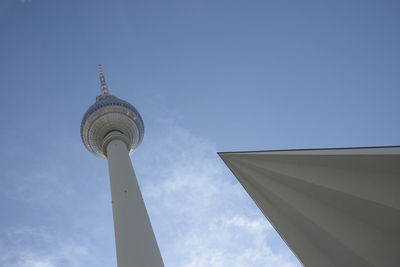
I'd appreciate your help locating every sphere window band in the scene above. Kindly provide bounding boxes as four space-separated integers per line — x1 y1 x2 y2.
81 95 144 159
81 97 143 130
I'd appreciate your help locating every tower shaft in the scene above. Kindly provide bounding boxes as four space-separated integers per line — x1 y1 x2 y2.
106 139 164 267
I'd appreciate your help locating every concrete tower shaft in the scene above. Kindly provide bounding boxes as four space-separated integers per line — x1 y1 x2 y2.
107 139 164 267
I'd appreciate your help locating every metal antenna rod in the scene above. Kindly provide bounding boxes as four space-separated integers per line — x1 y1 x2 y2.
98 64 109 95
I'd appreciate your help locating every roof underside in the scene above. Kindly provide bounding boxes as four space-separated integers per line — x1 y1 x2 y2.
219 146 400 267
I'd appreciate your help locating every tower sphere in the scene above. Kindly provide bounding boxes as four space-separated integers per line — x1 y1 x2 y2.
81 94 144 158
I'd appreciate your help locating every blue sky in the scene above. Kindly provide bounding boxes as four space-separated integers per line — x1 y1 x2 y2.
0 0 399 266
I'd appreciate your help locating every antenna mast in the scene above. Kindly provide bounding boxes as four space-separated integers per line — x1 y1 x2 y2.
98 64 109 95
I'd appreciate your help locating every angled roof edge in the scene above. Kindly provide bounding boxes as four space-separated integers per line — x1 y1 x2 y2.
218 145 400 156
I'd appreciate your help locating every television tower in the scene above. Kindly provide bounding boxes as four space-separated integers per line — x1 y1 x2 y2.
81 65 164 267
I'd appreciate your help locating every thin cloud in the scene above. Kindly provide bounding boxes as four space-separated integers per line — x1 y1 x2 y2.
138 125 300 267
0 227 89 267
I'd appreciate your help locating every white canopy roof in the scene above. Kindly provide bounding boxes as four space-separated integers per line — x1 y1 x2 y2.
219 146 400 267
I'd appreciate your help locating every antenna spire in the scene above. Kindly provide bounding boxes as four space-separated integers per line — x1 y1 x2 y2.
98 64 109 95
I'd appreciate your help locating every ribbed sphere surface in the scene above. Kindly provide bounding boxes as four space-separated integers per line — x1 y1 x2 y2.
80 95 144 158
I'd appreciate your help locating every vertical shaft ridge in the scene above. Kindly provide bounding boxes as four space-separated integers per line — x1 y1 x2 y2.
107 139 164 267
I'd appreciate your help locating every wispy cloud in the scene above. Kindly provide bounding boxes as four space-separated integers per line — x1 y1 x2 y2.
0 227 89 267
138 125 300 267
0 136 116 267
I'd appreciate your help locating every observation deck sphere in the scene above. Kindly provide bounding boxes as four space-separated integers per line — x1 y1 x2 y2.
81 94 144 158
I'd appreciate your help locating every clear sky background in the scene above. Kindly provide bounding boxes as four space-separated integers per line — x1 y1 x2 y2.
0 0 399 266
